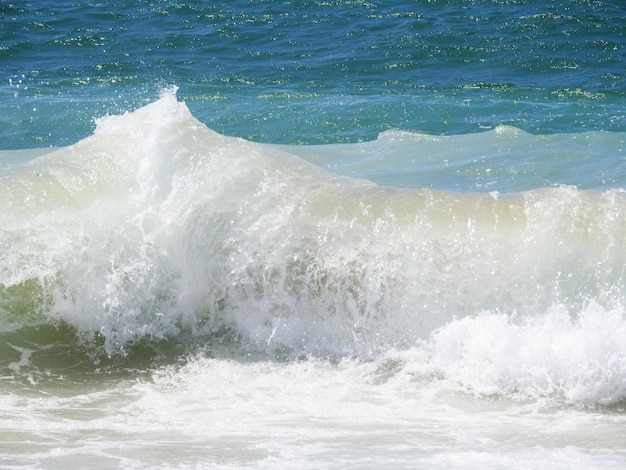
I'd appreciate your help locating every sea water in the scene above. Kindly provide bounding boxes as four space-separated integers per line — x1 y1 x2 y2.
2 1 626 469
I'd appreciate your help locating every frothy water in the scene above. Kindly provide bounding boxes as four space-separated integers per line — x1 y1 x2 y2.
2 92 626 400
1 93 626 468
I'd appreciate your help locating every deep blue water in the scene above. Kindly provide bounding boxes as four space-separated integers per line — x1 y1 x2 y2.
2 0 625 149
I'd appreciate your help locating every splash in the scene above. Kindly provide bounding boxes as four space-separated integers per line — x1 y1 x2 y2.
395 302 626 405
0 93 625 406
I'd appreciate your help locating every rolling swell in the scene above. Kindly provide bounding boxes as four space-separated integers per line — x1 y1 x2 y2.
1 92 626 375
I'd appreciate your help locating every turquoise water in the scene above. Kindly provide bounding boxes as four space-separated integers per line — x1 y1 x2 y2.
3 0 625 148
2 2 626 469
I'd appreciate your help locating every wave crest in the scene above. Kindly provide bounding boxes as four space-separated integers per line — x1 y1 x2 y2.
1 93 625 407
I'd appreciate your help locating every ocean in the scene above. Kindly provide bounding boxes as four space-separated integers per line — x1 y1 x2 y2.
2 1 626 468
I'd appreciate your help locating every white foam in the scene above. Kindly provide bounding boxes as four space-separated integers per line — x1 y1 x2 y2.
1 92 626 409
395 302 626 405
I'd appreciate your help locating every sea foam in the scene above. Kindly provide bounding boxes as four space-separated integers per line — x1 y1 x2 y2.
1 92 625 404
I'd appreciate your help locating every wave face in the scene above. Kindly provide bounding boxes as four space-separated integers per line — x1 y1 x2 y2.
287 126 626 193
2 93 626 404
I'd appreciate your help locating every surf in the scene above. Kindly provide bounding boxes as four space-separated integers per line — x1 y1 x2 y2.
1 91 626 404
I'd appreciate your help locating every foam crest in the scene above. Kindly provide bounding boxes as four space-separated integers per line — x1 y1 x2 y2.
401 302 626 405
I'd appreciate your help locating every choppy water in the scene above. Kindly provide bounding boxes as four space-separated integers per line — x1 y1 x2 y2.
2 1 626 469
4 0 626 148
